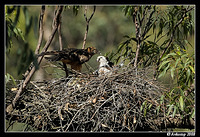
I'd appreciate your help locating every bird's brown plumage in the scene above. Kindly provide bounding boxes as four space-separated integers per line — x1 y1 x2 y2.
39 47 98 72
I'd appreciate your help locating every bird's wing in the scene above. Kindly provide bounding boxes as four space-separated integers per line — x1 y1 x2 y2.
40 48 78 62
40 48 95 72
104 65 112 70
105 57 114 67
44 56 61 62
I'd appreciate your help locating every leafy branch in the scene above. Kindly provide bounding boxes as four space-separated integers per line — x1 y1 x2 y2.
156 6 195 71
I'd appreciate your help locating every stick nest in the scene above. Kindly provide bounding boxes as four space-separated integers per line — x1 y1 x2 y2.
6 66 168 132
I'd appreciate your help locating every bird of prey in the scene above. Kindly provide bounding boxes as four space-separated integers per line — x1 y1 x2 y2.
38 47 98 76
95 56 114 76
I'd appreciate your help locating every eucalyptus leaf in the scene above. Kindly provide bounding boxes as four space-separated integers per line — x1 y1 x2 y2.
186 69 191 83
190 108 195 119
170 67 175 79
179 96 184 111
172 106 177 117
175 58 181 67
167 105 174 116
189 65 195 74
158 60 170 71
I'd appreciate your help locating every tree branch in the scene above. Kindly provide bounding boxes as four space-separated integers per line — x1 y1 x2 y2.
133 7 141 68
23 6 45 78
58 10 63 50
56 7 68 77
35 6 45 54
82 6 96 49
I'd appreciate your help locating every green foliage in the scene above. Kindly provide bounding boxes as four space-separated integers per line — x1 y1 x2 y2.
6 6 25 52
111 5 194 68
5 73 16 86
155 6 194 49
16 43 38 75
65 5 81 16
158 47 195 90
140 100 153 117
23 6 33 35
165 86 194 120
6 6 39 77
6 120 38 131
72 6 80 16
109 6 158 66
122 5 135 16
158 47 195 120
155 95 165 115
109 5 195 121
113 35 136 64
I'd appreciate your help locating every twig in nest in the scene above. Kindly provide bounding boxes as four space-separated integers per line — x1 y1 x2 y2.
90 91 120 120
65 102 89 131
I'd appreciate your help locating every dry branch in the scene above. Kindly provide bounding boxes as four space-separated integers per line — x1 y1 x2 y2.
132 7 141 68
35 6 45 55
82 6 96 49
57 11 63 50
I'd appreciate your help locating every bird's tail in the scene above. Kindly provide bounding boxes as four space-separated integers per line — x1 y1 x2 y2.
38 51 60 56
36 51 61 61
44 56 60 62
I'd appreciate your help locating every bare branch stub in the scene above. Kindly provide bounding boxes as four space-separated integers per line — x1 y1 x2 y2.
82 6 96 49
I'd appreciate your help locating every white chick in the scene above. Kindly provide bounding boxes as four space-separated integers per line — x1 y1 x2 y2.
96 56 113 76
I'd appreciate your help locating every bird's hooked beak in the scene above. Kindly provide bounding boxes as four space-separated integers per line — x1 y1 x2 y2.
93 48 101 55
94 48 101 55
